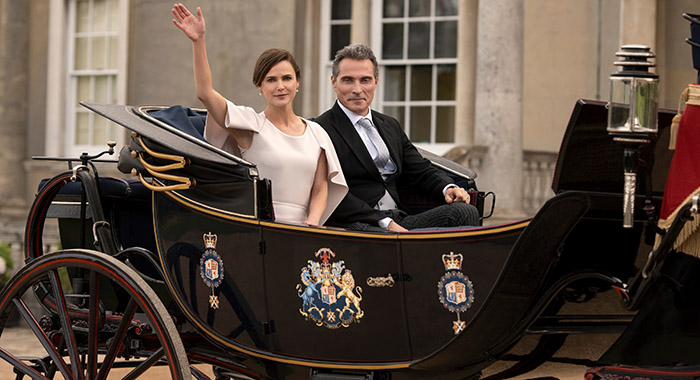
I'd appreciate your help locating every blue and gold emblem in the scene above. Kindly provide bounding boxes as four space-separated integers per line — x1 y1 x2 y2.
437 252 474 334
296 248 363 329
200 232 224 309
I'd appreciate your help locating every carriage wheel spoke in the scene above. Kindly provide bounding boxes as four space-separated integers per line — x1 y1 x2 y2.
97 298 137 380
0 346 49 380
122 347 165 380
48 269 84 380
12 297 73 379
0 250 190 379
87 271 100 379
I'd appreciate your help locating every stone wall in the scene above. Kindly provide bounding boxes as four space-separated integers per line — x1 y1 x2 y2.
0 0 29 219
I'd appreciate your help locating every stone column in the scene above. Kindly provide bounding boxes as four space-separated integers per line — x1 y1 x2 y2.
351 0 371 45
619 0 657 49
298 0 322 117
474 0 525 221
454 0 478 147
0 0 29 218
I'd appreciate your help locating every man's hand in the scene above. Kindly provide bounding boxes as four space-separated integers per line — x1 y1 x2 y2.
445 186 470 204
387 220 408 232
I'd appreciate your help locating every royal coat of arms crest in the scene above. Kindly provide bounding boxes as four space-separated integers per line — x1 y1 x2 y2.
200 232 224 309
437 251 474 334
296 248 363 329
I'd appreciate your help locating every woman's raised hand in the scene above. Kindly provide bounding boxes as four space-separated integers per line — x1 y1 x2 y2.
172 3 205 42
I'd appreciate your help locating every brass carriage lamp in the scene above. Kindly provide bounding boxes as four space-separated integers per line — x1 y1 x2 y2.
607 45 659 228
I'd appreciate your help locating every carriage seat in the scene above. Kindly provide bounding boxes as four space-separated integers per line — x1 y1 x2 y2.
39 177 151 212
39 176 156 252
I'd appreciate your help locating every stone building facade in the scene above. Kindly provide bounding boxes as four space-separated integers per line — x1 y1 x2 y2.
1 0 699 267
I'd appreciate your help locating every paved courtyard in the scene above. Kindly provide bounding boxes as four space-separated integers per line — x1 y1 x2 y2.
0 275 632 380
0 323 616 380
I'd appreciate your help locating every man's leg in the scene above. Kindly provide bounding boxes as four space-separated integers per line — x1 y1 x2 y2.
398 203 479 230
345 221 388 232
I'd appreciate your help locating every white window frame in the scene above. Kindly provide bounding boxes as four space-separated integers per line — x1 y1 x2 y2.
319 0 354 112
47 0 129 158
319 0 459 155
371 0 458 155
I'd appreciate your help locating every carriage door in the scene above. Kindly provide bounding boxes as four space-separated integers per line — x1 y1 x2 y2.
260 225 412 363
153 191 272 351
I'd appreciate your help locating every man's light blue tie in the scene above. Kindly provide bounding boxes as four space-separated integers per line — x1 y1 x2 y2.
357 117 391 170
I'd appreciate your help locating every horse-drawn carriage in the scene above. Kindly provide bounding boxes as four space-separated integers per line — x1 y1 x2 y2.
0 75 698 378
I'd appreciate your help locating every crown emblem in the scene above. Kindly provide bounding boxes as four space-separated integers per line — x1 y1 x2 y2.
442 252 463 271
203 232 218 249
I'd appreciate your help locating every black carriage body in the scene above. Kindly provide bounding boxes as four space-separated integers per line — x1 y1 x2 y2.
153 188 524 365
27 99 681 379
79 104 521 370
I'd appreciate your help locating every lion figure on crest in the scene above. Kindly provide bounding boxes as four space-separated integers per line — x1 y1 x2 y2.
336 270 362 316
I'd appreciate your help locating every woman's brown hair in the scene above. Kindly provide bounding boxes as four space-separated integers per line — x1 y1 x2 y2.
252 48 301 87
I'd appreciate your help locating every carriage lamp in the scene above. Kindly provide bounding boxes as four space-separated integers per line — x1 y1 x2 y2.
607 45 659 228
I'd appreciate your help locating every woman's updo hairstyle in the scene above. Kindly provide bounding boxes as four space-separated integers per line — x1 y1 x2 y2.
252 48 301 87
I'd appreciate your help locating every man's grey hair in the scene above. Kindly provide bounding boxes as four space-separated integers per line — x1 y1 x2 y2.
331 43 379 79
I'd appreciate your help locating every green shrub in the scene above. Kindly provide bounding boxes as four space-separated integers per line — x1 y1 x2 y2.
0 242 15 288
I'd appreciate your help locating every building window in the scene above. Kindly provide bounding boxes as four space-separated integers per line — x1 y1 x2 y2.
320 0 353 110
66 0 125 155
330 0 352 60
375 0 458 148
320 0 459 149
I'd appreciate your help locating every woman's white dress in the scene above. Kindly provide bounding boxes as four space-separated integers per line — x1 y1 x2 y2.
204 100 347 225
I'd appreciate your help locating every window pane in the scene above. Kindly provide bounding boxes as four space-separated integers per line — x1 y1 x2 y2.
384 106 405 129
93 0 107 32
92 117 107 145
383 0 404 18
332 0 352 20
107 121 117 140
435 21 457 58
384 66 406 101
76 0 90 33
94 75 109 103
111 75 117 103
410 106 431 142
109 0 119 32
410 65 432 101
74 37 89 70
70 0 123 152
382 23 404 59
75 112 90 145
436 0 458 16
409 0 430 17
92 36 106 69
331 24 350 60
436 106 455 142
408 22 429 59
108 36 118 69
76 76 90 105
437 64 456 100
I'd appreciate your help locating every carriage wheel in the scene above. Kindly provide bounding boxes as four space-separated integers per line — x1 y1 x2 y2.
0 249 191 379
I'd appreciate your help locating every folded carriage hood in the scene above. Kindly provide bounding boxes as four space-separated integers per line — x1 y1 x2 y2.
80 102 251 169
417 147 477 180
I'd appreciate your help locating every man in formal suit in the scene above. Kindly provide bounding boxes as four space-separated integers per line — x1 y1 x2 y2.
315 43 479 232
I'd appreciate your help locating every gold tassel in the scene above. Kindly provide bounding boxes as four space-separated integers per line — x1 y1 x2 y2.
669 114 681 150
669 87 690 150
654 188 700 258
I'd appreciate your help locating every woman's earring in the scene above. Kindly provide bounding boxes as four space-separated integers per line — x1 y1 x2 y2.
296 89 299 93
259 92 262 96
